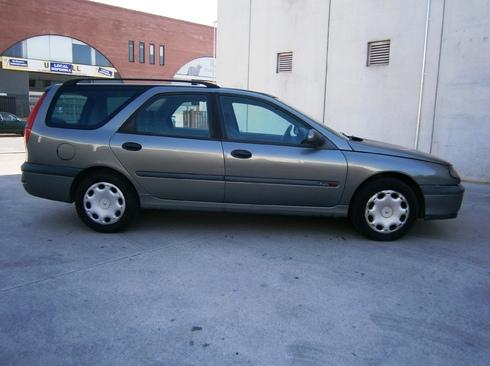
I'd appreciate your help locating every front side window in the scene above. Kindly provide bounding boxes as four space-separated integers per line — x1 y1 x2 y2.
0 112 16 121
220 96 310 145
139 42 145 63
121 94 210 139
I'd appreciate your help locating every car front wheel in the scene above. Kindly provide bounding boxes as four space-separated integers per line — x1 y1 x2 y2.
74 172 138 233
350 178 419 241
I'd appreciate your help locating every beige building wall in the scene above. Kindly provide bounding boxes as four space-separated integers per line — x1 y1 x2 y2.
217 0 490 182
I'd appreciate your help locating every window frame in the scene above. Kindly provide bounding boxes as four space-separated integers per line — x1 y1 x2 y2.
128 41 135 63
217 94 335 149
119 92 220 141
139 42 145 63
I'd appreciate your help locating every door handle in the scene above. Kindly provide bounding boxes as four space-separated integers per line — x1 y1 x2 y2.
231 149 252 159
122 142 142 151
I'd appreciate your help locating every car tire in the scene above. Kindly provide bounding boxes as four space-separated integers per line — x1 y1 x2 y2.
74 172 138 233
350 178 419 241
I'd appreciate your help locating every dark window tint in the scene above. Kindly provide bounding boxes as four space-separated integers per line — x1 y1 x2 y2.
220 96 310 145
72 43 91 65
149 44 155 64
128 41 134 62
139 42 145 63
47 86 147 129
121 94 210 139
159 45 165 65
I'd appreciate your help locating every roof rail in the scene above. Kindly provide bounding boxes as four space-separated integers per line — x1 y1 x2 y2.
62 78 220 88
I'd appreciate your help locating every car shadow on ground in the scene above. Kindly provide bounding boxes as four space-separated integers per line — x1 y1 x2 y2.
137 208 355 235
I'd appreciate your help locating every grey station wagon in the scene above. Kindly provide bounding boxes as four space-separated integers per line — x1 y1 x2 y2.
21 79 464 240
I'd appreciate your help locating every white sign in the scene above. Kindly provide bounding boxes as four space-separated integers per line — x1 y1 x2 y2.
1 56 116 79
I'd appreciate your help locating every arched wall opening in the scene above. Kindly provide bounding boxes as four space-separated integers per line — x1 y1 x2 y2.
0 35 119 116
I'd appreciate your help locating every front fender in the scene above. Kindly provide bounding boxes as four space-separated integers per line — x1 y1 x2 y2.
340 151 458 205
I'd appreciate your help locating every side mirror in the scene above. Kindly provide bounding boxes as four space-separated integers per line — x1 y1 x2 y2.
303 129 325 147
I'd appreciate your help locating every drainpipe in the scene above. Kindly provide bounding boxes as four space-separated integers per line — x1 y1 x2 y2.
414 0 431 149
213 20 217 79
322 0 333 123
246 0 252 89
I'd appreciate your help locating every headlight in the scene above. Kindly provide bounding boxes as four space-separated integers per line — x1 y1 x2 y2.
449 165 460 180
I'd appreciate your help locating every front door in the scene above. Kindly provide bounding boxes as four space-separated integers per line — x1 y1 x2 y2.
111 93 224 202
219 96 347 207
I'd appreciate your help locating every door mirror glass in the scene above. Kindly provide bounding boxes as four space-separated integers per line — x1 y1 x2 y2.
302 129 325 147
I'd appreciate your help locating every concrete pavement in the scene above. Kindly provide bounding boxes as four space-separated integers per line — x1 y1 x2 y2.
0 136 489 365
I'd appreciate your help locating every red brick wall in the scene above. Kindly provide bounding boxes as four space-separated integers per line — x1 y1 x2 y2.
0 0 214 78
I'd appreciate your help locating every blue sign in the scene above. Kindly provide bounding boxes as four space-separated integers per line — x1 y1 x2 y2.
50 62 73 74
9 59 28 67
97 67 113 77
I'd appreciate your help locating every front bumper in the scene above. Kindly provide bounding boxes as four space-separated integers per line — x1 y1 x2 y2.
421 184 464 220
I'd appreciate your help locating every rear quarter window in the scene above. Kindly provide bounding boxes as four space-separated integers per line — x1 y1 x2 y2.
46 86 148 129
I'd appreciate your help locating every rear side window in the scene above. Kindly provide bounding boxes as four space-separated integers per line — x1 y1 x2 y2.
46 86 147 129
120 94 210 139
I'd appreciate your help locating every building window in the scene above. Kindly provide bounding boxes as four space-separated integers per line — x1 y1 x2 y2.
128 41 134 63
276 52 293 73
139 42 145 63
72 43 92 65
159 45 165 66
367 40 390 66
149 44 155 64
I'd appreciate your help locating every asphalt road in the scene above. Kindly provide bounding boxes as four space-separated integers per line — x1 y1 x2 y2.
1 136 489 365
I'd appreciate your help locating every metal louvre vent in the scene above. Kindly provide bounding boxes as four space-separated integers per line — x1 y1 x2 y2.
367 40 390 66
276 52 293 73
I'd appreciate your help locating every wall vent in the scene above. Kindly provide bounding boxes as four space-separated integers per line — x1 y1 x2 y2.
367 40 390 66
276 52 293 73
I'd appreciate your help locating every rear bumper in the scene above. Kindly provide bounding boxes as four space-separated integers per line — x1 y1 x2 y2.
21 162 80 203
421 184 464 220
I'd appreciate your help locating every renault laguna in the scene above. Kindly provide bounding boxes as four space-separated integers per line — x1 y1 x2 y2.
21 79 464 240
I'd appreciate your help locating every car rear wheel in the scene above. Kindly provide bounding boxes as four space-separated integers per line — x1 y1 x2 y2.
74 172 138 233
350 178 419 241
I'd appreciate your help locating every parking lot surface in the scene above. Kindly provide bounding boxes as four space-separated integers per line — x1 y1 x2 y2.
1 136 489 365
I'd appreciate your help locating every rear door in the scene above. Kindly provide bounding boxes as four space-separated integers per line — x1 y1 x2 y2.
219 95 347 207
110 93 225 202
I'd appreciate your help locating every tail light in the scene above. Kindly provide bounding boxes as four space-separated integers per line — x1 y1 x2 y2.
25 92 47 144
